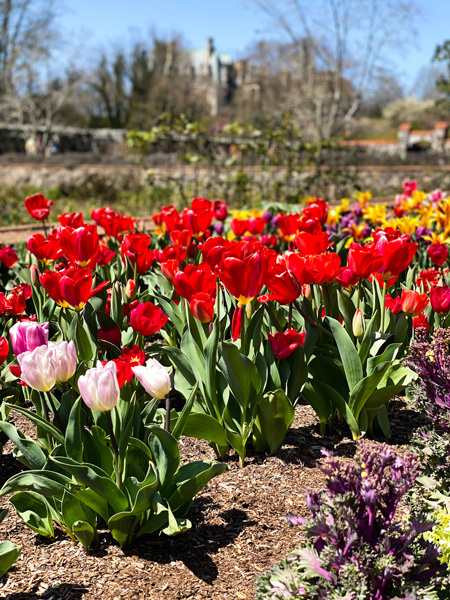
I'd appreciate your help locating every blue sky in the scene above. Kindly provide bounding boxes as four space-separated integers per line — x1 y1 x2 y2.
60 0 450 93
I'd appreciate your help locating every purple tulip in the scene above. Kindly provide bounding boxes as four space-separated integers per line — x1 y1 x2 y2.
78 361 120 412
10 321 49 357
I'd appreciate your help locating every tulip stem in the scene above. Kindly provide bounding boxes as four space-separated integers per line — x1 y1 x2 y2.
106 410 122 489
43 391 66 434
165 395 171 432
380 281 387 332
40 393 53 450
288 302 293 328
293 301 333 339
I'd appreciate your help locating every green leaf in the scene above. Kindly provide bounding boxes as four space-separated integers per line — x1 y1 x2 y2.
182 413 228 447
49 457 129 514
180 331 206 382
349 362 393 418
204 315 220 418
147 426 180 491
366 343 401 376
61 490 96 531
162 505 191 536
5 405 65 444
167 461 228 514
252 390 295 453
375 404 391 438
0 421 47 470
72 520 96 550
301 381 333 434
65 397 83 462
0 471 72 500
10 491 54 537
219 341 262 414
171 382 199 440
286 345 308 403
0 541 21 577
326 317 363 393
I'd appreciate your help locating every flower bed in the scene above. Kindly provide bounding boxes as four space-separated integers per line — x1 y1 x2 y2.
0 182 450 597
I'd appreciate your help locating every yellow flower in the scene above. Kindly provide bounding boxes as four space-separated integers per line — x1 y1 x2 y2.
354 190 372 207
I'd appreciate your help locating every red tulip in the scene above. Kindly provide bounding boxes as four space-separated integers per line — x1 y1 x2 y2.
336 267 359 289
372 230 418 283
169 229 193 248
97 240 116 266
415 268 440 292
27 232 62 265
129 302 168 336
182 204 213 236
161 205 183 232
403 180 418 196
92 207 135 239
120 233 154 274
58 212 84 228
430 285 450 315
413 312 430 334
258 264 302 304
173 264 216 301
277 213 300 241
294 231 330 255
40 267 109 310
347 244 384 280
385 294 402 314
25 194 53 220
400 289 429 316
248 217 266 235
98 327 121 348
160 260 181 285
301 252 342 285
428 243 448 267
0 246 18 268
59 225 100 268
190 292 215 323
230 218 250 237
213 200 228 221
302 197 328 225
218 251 266 305
268 329 305 359
0 337 9 365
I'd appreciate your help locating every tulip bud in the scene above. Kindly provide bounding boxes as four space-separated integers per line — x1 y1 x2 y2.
302 284 313 302
78 361 120 412
132 358 171 399
245 301 254 319
125 279 137 300
30 264 41 287
352 309 365 339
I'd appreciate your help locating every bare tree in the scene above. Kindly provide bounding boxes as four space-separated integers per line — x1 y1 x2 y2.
249 0 419 141
0 0 58 92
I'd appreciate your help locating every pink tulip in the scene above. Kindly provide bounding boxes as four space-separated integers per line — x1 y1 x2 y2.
49 341 77 382
78 361 120 411
17 345 57 391
132 358 171 399
9 321 49 357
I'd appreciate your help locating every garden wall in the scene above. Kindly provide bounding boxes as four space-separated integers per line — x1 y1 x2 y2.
1 163 450 201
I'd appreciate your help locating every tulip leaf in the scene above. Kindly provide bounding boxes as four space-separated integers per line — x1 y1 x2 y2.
219 341 262 413
61 490 97 531
162 506 191 536
10 491 54 537
147 426 180 491
167 461 228 514
65 397 83 462
5 405 65 444
252 389 295 453
301 380 334 435
181 413 228 448
49 457 129 514
72 520 96 550
244 304 265 356
375 404 391 438
327 317 363 393
171 382 199 440
358 312 378 365
0 421 47 470
366 343 401 376
180 331 206 382
0 541 21 578
286 345 308 403
0 470 72 499
110 282 124 327
349 361 393 418
204 315 220 418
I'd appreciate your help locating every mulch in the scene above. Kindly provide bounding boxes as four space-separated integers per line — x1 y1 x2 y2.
0 398 423 600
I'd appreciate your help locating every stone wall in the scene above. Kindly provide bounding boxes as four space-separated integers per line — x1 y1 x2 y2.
1 163 450 200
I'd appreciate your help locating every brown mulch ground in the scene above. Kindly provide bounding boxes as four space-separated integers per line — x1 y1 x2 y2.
0 398 423 600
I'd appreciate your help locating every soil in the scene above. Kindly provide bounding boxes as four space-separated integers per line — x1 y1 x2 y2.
0 398 423 600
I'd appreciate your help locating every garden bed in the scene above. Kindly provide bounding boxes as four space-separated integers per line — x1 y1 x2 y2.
0 399 422 600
